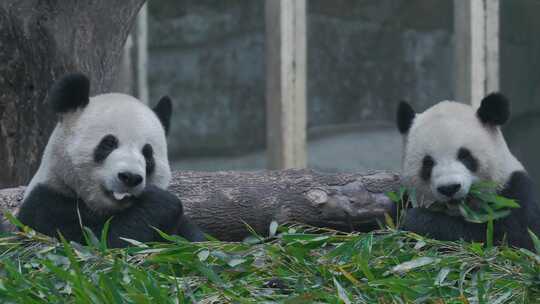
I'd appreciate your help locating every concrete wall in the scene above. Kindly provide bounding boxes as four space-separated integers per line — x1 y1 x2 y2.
307 0 454 127
148 1 265 157
500 0 540 188
148 0 455 158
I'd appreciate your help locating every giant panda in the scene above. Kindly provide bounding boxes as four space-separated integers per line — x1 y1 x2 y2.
17 73 205 247
396 93 540 249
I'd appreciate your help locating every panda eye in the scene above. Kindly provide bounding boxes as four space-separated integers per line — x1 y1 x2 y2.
142 144 155 176
457 147 478 172
94 134 118 163
420 155 435 181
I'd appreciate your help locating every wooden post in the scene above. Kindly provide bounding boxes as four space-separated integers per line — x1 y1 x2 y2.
112 3 148 103
115 35 134 94
454 0 499 107
485 0 500 94
265 0 307 169
136 2 149 104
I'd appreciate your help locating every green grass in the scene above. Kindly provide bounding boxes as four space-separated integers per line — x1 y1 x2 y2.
0 224 539 303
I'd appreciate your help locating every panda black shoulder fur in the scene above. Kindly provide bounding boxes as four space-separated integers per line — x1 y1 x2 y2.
397 93 540 249
18 73 205 247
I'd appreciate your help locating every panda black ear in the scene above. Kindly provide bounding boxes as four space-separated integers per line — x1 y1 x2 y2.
48 73 90 114
477 92 510 126
396 101 416 134
153 96 172 135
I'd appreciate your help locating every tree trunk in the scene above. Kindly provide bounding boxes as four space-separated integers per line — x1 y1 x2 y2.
0 0 145 188
0 169 400 241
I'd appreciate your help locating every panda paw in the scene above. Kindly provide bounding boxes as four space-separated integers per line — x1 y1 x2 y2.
401 207 487 243
401 208 456 238
135 185 183 212
127 185 183 233
401 208 432 234
133 185 206 242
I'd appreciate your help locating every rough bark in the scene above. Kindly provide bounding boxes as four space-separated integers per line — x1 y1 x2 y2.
0 169 400 241
0 0 145 188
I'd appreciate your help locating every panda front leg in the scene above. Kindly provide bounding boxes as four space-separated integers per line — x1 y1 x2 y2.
19 184 205 248
18 184 96 244
176 214 206 242
18 184 173 247
497 171 540 249
401 208 487 243
105 185 206 247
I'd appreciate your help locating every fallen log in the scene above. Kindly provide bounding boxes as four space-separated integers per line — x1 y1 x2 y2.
0 169 400 241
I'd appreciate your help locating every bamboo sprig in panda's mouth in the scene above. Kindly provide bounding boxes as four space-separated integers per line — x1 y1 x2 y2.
425 182 519 223
456 181 520 223
387 182 521 224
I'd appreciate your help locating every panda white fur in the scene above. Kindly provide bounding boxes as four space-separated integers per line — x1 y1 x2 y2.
18 73 205 247
397 93 540 249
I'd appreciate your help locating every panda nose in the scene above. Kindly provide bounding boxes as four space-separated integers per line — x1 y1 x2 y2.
118 172 143 187
437 184 461 197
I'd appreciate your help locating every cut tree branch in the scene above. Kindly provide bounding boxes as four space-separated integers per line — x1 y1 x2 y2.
0 169 400 241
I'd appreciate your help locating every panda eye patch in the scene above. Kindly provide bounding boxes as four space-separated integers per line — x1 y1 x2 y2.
420 155 435 181
457 147 478 172
94 134 118 163
142 144 155 175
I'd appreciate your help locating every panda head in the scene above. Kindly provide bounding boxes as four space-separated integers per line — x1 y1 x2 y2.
38 73 173 213
396 93 523 207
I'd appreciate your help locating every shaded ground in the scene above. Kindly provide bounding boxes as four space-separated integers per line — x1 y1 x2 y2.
172 126 401 173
